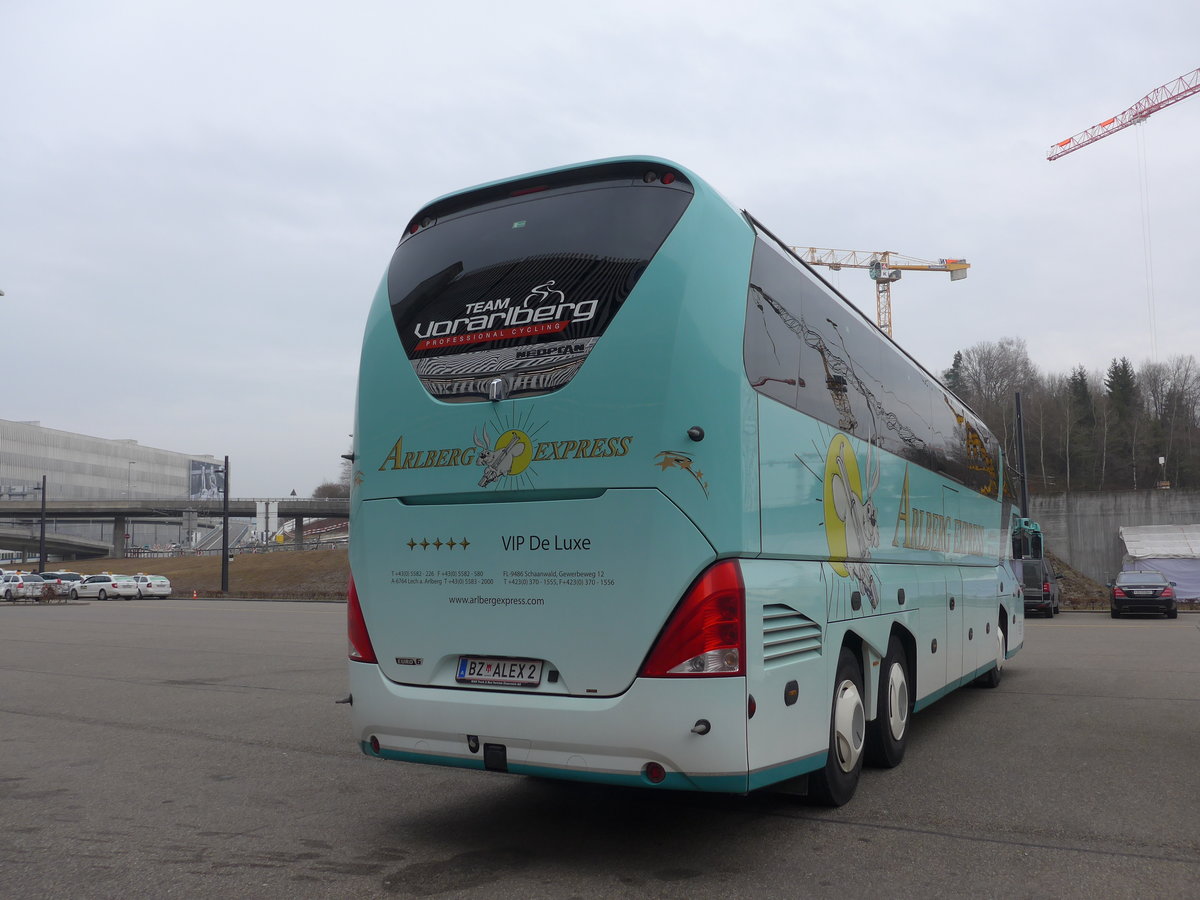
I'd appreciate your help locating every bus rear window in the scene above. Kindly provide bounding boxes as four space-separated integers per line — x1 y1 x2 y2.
388 164 693 401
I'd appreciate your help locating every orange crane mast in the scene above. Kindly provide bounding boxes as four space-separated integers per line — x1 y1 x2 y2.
1047 67 1200 161
789 247 970 337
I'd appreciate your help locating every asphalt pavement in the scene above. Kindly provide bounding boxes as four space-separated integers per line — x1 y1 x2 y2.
1 601 1197 898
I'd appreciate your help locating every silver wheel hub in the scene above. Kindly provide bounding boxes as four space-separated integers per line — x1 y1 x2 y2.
832 678 866 773
886 661 909 741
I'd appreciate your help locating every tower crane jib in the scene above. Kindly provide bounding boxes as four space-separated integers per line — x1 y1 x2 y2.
788 247 970 338
1047 67 1200 161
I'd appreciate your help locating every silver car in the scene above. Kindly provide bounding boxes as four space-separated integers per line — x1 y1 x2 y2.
39 572 83 597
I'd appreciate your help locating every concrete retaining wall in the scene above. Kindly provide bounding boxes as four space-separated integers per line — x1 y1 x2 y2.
1029 490 1200 584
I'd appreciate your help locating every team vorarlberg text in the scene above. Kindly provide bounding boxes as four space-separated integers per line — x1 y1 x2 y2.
413 282 596 350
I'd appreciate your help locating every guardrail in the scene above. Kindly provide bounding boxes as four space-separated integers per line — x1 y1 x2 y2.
125 537 348 558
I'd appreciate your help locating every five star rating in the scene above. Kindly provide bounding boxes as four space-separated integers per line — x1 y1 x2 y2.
407 537 471 550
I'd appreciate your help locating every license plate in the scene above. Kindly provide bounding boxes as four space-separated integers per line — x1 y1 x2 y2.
456 656 543 686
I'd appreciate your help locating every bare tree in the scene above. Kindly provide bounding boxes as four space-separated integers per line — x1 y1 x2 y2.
956 337 1038 462
312 446 353 498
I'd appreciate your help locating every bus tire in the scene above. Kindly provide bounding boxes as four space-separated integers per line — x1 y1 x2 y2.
866 635 911 768
809 646 865 806
976 617 1005 689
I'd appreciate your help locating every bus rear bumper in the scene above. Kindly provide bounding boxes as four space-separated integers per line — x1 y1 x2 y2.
348 661 759 792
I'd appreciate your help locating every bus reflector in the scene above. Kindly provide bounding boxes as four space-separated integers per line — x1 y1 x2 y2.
347 575 378 663
640 560 745 677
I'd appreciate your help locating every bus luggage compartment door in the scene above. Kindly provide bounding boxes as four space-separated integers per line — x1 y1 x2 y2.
354 489 717 697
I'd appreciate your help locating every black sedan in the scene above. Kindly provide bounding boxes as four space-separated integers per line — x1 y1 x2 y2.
1109 570 1179 619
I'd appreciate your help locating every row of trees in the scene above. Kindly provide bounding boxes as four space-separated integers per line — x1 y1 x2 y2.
943 338 1200 494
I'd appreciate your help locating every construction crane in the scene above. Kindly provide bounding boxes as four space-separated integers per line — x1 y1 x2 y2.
1047 67 1200 161
789 247 970 337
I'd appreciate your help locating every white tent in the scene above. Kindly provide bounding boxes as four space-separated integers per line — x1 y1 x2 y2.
1118 524 1200 599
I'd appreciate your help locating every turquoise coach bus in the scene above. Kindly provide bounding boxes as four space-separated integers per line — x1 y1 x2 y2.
347 156 1024 805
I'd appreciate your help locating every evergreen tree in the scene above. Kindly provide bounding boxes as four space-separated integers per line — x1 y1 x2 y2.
1103 357 1142 489
1066 366 1096 490
1105 357 1138 415
943 351 966 397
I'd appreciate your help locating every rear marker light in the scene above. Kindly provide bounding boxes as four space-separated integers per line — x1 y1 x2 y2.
662 172 676 184
639 560 746 677
643 762 666 784
370 735 380 754
347 575 378 663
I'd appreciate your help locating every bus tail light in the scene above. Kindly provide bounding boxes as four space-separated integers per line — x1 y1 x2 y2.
640 560 745 677
347 574 378 664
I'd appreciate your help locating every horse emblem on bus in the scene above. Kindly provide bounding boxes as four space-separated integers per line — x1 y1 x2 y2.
823 433 881 610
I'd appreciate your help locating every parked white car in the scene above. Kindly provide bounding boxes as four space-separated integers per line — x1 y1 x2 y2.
3 572 44 601
71 574 138 601
131 574 172 599
39 572 84 596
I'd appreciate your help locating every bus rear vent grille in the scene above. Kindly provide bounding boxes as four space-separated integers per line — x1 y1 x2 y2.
763 604 822 668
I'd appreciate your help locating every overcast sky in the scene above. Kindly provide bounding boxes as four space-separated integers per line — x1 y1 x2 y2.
3 0 1198 497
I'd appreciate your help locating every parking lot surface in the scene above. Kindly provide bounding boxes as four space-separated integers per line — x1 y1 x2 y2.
1 601 1197 898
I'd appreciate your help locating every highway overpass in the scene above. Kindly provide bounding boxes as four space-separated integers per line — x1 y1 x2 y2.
0 497 348 560
0 526 111 558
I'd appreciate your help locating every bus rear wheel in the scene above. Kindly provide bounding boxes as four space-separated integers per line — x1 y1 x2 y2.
976 618 1005 689
866 635 911 768
809 646 865 807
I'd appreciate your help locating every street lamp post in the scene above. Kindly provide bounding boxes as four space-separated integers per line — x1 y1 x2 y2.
220 456 230 593
126 461 136 554
37 475 47 573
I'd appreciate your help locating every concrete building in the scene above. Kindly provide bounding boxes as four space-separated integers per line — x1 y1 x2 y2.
0 418 222 557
